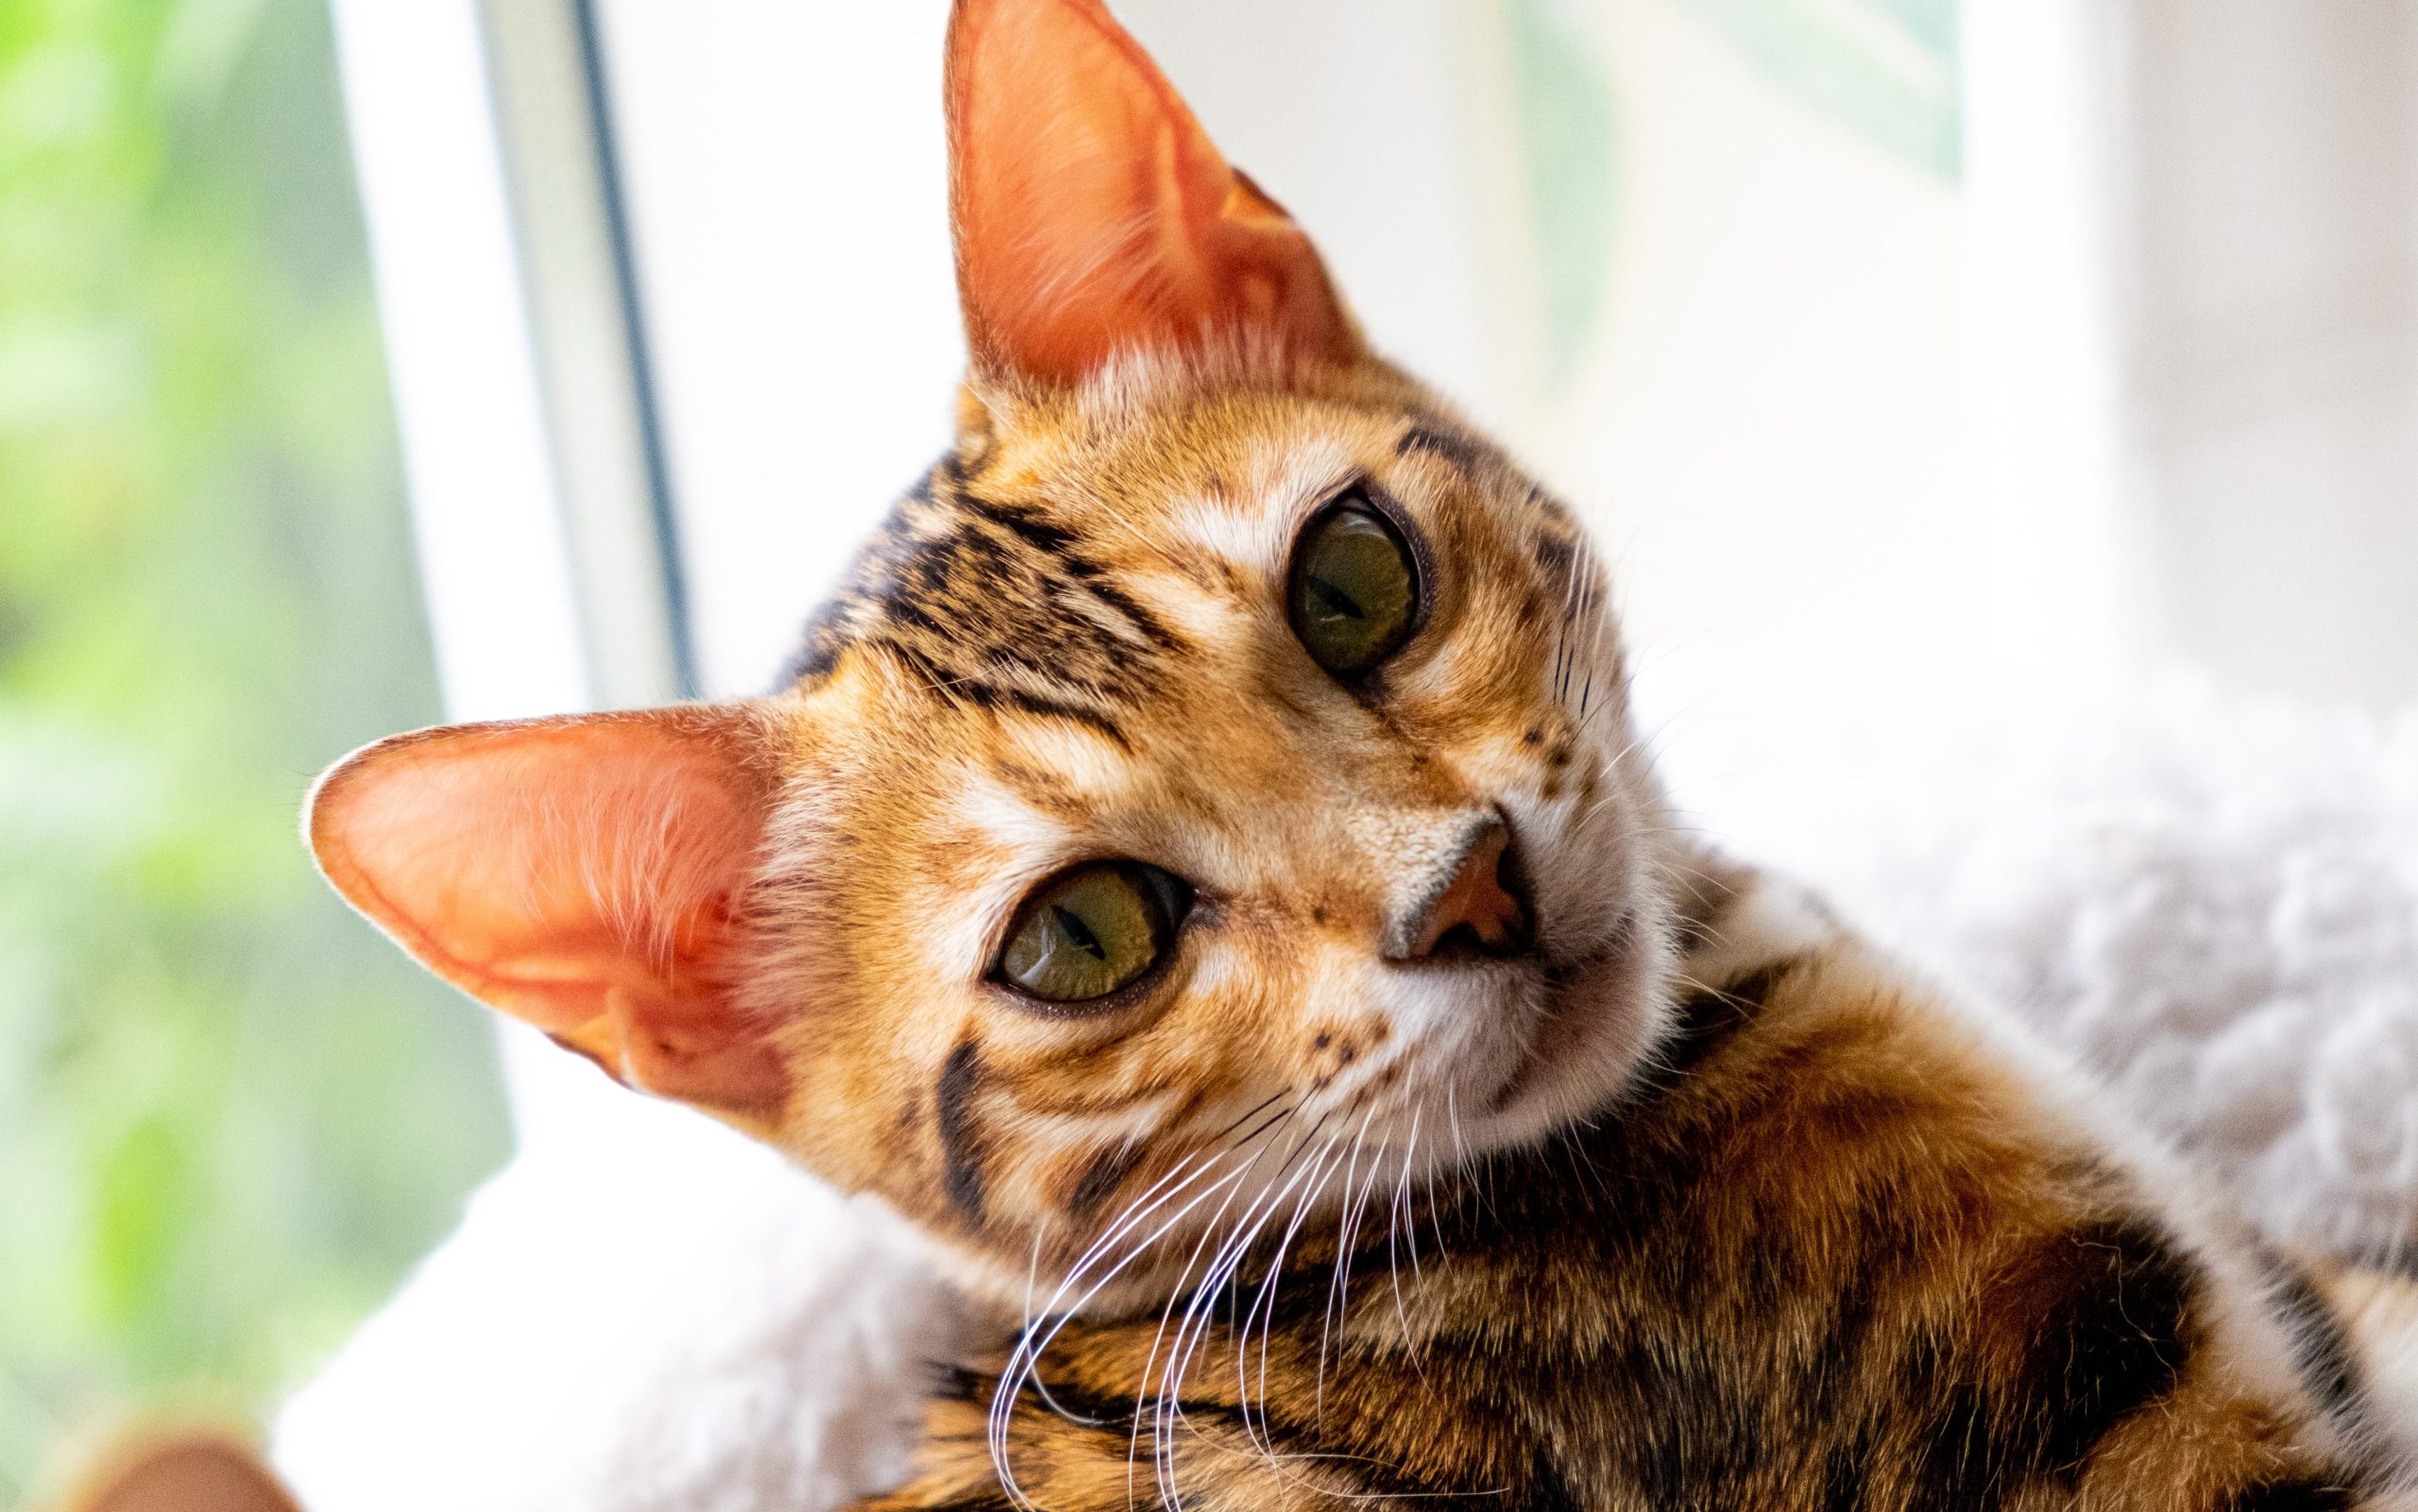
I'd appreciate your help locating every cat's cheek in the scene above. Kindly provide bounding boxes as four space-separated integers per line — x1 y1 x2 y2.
1476 886 1680 1149
1498 764 1638 953
1286 959 1527 1137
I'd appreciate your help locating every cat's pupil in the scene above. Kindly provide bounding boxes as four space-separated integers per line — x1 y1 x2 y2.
1308 577 1366 621
1053 904 1107 960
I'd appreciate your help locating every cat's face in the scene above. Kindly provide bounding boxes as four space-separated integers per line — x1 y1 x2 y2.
306 0 1679 1302
748 363 1675 1284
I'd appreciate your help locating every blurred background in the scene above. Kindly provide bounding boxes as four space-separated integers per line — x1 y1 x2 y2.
0 2 509 1504
4 0 2414 1504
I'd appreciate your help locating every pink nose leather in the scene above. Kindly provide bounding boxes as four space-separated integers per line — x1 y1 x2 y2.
1398 819 1530 960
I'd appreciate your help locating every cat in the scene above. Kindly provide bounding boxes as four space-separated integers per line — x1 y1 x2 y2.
303 0 2418 1506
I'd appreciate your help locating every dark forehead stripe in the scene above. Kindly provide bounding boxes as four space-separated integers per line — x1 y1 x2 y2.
951 489 1181 653
1394 421 1498 474
1395 418 1585 601
778 451 1183 740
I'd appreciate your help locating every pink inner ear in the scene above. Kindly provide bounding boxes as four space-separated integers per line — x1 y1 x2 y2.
307 709 789 1120
946 0 1357 385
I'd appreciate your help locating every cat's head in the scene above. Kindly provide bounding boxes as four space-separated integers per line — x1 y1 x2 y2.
307 0 1681 1302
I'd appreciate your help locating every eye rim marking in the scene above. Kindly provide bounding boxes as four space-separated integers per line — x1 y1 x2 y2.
989 858 1194 1016
1283 480 1435 683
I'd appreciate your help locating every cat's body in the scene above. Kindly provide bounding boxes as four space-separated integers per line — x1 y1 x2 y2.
298 1 2418 1508
877 864 2412 1509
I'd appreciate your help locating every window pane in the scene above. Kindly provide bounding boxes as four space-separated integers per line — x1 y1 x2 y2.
0 3 510 1497
589 0 1491 697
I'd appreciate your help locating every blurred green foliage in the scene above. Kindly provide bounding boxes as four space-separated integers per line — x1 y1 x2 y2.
1504 0 1622 391
0 0 511 1501
1673 0 1961 176
1499 0 1959 395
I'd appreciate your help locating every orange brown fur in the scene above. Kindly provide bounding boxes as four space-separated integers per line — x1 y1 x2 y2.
854 875 2413 1510
300 1 2418 1507
745 360 1652 1303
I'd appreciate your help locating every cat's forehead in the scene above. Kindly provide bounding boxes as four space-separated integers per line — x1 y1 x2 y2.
783 456 1190 748
778 374 1582 826
787 385 1406 709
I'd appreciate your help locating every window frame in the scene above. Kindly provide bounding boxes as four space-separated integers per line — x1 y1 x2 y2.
329 0 692 723
328 0 696 1138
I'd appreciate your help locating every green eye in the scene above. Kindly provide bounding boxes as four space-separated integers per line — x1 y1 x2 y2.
997 862 1185 1006
1287 494 1421 677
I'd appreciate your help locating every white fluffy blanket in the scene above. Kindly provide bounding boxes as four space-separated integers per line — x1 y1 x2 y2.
273 675 2418 1511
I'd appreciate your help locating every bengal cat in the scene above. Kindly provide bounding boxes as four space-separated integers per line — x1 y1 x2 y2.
304 0 2418 1506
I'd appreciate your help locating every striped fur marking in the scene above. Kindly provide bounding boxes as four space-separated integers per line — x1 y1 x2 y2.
1978 1215 2202 1476
2222 1479 2361 1512
782 460 1178 739
936 1039 990 1221
865 885 2396 1511
2273 1256 2367 1424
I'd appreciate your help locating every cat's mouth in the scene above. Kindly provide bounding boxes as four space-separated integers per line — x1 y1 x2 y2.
1338 790 1680 1162
1479 903 1660 1118
1297 905 1661 1190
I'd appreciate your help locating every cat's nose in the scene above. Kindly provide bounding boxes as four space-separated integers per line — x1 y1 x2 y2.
1387 814 1532 961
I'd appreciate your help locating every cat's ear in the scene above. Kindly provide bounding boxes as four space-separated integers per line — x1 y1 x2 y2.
305 706 790 1123
945 0 1360 385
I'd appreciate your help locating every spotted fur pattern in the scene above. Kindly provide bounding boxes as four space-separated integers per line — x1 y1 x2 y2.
854 871 2415 1511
